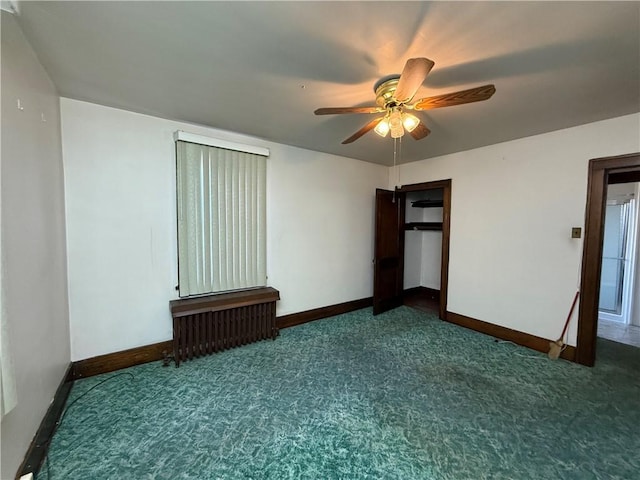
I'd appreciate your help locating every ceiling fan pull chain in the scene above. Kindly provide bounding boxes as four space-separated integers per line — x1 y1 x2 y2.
392 137 398 203
398 135 402 189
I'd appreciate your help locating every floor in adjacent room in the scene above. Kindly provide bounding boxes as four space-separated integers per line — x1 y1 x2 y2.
403 288 439 315
40 307 640 480
598 318 640 348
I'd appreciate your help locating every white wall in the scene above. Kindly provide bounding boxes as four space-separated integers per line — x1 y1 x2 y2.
60 99 388 361
403 232 423 289
421 233 442 290
606 182 637 200
420 207 443 290
1 12 70 479
398 113 640 345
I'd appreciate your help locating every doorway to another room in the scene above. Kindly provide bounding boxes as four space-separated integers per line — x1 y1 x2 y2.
597 181 640 348
577 153 640 366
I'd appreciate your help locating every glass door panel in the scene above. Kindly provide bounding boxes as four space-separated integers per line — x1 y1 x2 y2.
599 203 629 315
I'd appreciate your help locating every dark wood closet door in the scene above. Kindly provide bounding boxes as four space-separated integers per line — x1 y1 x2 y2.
373 188 405 315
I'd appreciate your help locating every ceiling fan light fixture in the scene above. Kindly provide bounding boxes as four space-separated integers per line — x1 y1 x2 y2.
390 127 404 139
389 109 404 138
374 117 390 137
402 113 420 133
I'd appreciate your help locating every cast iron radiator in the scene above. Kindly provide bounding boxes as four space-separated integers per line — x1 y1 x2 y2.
169 287 280 366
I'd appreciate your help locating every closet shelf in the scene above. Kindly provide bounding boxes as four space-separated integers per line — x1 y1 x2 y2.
411 199 443 208
405 222 443 231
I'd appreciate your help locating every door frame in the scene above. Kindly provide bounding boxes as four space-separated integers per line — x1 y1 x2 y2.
577 153 640 366
397 179 452 320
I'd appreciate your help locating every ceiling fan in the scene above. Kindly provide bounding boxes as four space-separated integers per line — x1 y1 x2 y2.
314 57 496 144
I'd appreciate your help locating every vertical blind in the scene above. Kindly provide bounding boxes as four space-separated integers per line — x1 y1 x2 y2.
176 140 267 297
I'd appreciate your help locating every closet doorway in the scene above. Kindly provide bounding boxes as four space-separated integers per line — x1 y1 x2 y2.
373 180 451 319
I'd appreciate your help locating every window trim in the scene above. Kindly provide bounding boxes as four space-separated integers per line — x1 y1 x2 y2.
173 130 269 157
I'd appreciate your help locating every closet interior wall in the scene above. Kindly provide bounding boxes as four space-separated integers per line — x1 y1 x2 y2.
403 189 443 307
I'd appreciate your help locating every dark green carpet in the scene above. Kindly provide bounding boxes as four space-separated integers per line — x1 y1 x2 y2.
41 307 640 479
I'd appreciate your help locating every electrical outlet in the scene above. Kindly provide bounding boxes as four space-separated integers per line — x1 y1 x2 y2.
571 227 581 239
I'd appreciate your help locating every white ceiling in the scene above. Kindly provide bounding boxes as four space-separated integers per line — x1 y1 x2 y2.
13 1 640 166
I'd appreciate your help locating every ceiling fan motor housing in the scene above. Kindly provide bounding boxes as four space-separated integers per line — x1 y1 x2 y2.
374 76 401 108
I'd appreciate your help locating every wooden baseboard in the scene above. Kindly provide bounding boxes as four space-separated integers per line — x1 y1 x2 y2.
72 296 372 379
446 311 577 362
276 297 373 330
70 340 173 380
16 364 74 480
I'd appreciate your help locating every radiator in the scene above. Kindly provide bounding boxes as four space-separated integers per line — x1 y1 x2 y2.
169 287 280 366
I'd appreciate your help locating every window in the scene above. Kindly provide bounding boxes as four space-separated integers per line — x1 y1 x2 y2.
175 132 268 297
